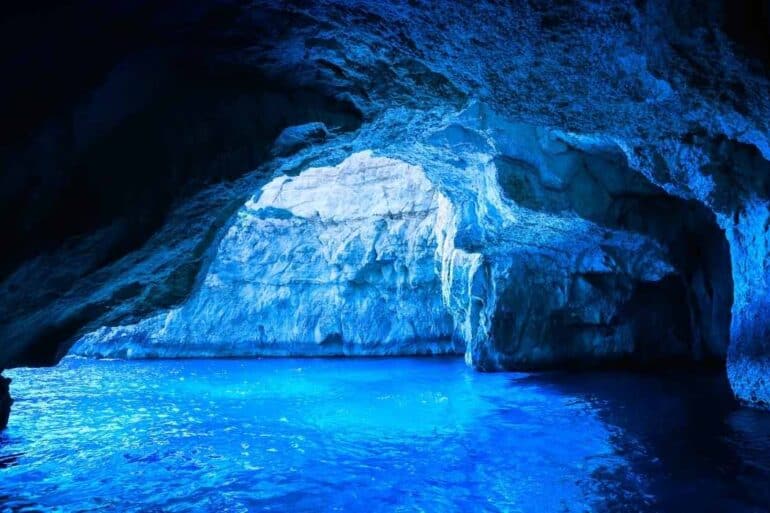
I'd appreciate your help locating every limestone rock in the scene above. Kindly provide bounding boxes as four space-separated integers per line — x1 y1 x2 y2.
2 0 770 410
72 152 457 357
73 135 716 367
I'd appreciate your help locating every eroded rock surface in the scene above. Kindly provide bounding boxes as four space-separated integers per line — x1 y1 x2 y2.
73 152 457 357
3 0 770 408
73 128 730 369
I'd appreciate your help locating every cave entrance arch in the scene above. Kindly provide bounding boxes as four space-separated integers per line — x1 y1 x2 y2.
481 131 734 369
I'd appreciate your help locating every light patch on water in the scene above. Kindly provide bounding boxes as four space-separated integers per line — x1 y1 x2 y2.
1 357 636 512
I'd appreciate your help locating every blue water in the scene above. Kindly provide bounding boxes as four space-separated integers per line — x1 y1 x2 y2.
1 358 769 512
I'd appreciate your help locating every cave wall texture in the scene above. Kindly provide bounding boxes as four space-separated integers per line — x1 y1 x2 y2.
2 0 770 423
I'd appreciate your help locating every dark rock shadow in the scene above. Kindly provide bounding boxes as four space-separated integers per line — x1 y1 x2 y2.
516 369 770 513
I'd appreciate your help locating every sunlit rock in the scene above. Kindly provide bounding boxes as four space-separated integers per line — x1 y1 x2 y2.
72 152 457 357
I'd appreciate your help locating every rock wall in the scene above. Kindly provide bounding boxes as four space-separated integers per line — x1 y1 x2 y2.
73 152 457 357
72 114 732 370
426 109 732 369
724 202 770 408
3 0 770 414
645 137 770 407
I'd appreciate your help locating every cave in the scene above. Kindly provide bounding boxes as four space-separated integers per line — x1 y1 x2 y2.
2 1 770 511
488 137 734 369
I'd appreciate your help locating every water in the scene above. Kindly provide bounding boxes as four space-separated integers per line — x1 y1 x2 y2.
1 357 769 513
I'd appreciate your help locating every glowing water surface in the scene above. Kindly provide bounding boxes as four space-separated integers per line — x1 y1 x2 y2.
1 357 769 512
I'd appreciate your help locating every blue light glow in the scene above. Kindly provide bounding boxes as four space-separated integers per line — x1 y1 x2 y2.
1 357 628 512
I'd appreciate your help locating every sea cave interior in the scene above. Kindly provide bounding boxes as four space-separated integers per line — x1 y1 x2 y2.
2 1 770 511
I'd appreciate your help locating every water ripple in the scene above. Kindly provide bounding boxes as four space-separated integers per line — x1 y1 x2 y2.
1 358 769 512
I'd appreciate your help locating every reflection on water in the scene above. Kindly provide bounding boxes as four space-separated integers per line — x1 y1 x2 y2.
525 370 770 513
0 357 768 512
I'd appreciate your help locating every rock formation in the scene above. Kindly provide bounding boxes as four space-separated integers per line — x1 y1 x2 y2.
2 0 770 417
0 373 11 430
73 152 457 357
73 115 731 370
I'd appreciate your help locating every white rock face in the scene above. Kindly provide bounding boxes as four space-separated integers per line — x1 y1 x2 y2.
72 151 457 357
429 153 679 370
